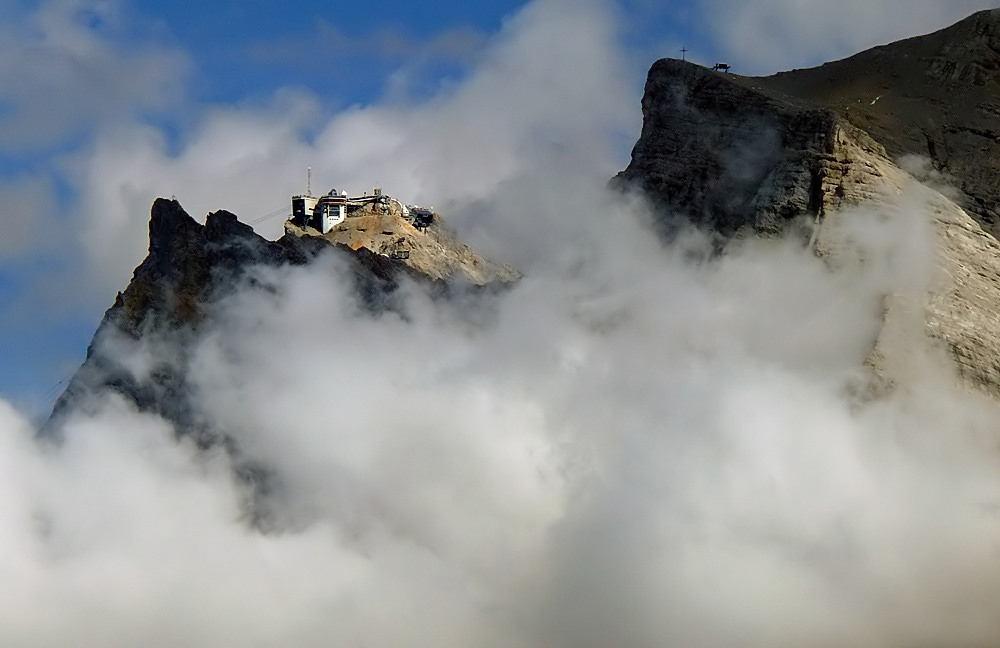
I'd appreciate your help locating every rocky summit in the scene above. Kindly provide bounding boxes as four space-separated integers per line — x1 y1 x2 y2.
45 198 514 443
613 9 1000 398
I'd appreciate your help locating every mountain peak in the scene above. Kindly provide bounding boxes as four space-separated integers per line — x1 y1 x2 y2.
614 14 1000 399
45 194 518 440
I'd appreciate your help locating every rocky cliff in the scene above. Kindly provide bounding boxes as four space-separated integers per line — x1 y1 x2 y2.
611 58 893 238
614 12 1000 397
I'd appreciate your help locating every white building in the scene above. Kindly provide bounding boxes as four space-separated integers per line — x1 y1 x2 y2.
291 189 346 233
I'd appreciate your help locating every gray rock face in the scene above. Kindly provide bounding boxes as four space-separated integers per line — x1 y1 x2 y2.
614 15 1000 398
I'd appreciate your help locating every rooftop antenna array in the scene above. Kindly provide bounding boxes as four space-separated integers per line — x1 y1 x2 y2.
307 167 312 196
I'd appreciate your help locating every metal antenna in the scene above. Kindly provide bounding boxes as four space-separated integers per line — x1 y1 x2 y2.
307 167 312 196
680 47 688 61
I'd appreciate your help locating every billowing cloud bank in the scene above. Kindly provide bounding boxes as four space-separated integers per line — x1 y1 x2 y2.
5 171 1000 646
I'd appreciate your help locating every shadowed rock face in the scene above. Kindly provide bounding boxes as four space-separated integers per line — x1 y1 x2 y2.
612 58 883 237
613 11 1000 398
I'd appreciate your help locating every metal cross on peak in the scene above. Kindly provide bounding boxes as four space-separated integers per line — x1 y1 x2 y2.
680 47 688 61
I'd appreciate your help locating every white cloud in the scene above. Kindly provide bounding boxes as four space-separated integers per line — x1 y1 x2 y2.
0 0 189 149
0 173 59 260
700 0 995 74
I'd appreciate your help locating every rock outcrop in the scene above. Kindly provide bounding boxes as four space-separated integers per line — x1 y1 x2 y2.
611 58 895 238
614 13 1000 397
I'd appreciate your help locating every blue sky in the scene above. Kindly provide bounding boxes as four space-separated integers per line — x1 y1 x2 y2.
0 0 993 420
